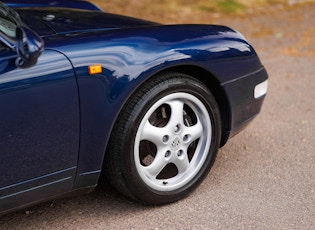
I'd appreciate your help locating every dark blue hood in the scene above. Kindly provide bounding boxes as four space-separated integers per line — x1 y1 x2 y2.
15 8 158 37
4 0 102 11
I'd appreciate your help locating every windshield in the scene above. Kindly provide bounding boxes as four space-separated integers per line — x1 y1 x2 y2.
0 2 21 48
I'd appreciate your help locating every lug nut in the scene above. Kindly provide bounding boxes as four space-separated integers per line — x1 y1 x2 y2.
162 135 169 143
177 150 183 157
174 124 181 133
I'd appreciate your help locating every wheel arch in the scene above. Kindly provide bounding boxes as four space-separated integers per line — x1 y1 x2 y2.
103 64 231 163
154 65 231 147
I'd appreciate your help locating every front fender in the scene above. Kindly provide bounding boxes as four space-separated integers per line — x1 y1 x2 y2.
46 24 261 187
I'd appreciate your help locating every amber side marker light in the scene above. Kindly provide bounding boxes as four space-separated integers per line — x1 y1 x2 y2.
88 64 102 75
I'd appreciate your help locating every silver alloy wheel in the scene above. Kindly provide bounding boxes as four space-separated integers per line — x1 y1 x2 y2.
134 92 212 192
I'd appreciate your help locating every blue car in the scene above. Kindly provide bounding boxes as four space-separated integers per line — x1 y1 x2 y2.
0 1 268 214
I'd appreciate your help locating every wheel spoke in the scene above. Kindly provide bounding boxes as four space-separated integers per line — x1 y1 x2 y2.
167 100 184 128
174 152 190 174
184 121 203 144
144 150 168 178
141 120 165 144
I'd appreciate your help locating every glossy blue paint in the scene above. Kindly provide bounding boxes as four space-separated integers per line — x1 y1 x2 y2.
4 0 102 11
15 8 158 36
0 3 267 214
0 49 80 213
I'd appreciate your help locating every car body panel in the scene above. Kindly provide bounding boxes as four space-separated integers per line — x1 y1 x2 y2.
0 2 268 214
4 0 102 11
0 49 80 213
15 8 158 37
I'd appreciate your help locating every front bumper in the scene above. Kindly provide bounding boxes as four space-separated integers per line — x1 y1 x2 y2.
222 66 268 138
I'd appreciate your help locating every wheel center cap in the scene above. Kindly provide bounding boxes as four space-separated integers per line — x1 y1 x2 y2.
170 136 181 151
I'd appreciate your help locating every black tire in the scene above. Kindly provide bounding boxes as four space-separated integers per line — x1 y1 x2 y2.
104 72 221 205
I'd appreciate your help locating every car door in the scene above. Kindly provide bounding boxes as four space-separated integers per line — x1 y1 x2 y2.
0 46 80 213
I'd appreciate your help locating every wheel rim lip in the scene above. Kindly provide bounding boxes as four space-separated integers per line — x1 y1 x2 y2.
134 92 212 192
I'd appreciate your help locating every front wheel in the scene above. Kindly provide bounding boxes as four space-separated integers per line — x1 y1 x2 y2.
105 72 221 205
